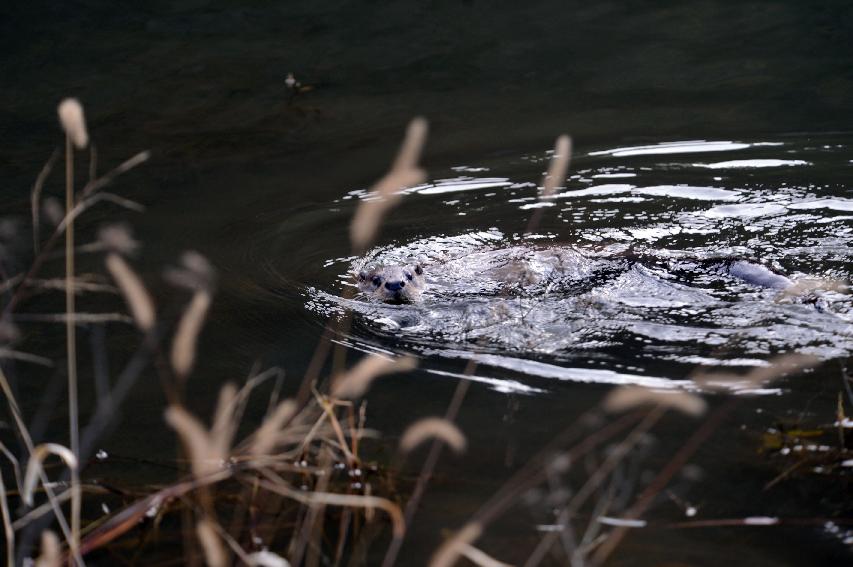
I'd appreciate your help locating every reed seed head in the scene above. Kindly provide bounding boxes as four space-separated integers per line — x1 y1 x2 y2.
331 354 417 400
42 197 64 227
542 134 572 199
164 384 238 477
0 320 19 343
400 417 467 454
166 251 216 379
35 530 61 567
211 382 239 458
164 250 216 292
170 290 211 379
350 117 429 254
603 386 707 417
392 116 429 174
106 253 156 332
180 251 216 289
57 98 89 149
165 404 221 477
249 399 298 456
693 353 819 392
98 223 139 255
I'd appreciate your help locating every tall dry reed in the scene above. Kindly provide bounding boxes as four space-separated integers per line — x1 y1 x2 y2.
58 97 87 562
350 117 428 255
2 98 149 565
167 252 216 381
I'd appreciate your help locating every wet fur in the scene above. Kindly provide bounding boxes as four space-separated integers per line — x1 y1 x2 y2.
356 264 425 303
355 253 800 306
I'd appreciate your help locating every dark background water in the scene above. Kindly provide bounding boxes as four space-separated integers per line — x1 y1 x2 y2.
2 1 853 564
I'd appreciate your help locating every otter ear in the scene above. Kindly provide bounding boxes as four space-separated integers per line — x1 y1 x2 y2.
357 271 367 281
414 264 423 276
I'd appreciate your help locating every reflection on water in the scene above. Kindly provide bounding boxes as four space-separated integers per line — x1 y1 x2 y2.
299 137 852 394
587 140 771 157
696 159 811 169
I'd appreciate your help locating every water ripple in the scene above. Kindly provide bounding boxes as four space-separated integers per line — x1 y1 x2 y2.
295 135 853 393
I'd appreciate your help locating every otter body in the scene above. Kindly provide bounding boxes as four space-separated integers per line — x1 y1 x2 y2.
355 246 800 304
325 236 851 358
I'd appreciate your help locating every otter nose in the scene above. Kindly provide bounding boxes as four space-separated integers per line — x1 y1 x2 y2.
384 280 405 291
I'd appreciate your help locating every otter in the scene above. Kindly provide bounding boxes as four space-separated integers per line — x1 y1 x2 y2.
357 263 425 303
355 251 807 305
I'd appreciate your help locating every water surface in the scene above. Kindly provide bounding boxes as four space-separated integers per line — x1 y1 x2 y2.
2 2 853 564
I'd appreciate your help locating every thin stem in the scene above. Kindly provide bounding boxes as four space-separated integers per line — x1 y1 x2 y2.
475 410 644 529
381 364 473 567
592 399 739 564
4 154 146 318
523 406 665 567
0 368 84 566
30 149 60 256
0 468 13 567
65 135 82 563
79 150 149 198
88 143 97 184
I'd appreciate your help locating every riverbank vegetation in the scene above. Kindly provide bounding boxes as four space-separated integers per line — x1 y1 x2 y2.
0 100 849 567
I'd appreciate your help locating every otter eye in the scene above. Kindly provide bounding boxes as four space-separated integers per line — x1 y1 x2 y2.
405 272 413 281
415 265 423 276
371 276 382 287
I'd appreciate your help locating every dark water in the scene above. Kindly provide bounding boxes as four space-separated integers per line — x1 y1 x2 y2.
2 1 853 565
308 143 852 370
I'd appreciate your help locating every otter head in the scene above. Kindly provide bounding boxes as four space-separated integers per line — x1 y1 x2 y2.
356 264 424 303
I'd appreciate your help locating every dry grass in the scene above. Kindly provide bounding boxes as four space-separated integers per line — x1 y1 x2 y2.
693 353 819 392
331 353 417 400
526 134 573 235
430 522 483 567
0 468 13 567
542 135 572 199
248 399 298 456
603 386 707 417
104 253 156 332
165 403 231 478
35 530 61 567
22 444 78 507
195 519 227 567
171 289 212 379
0 100 844 567
399 417 467 455
60 98 83 561
350 117 428 254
